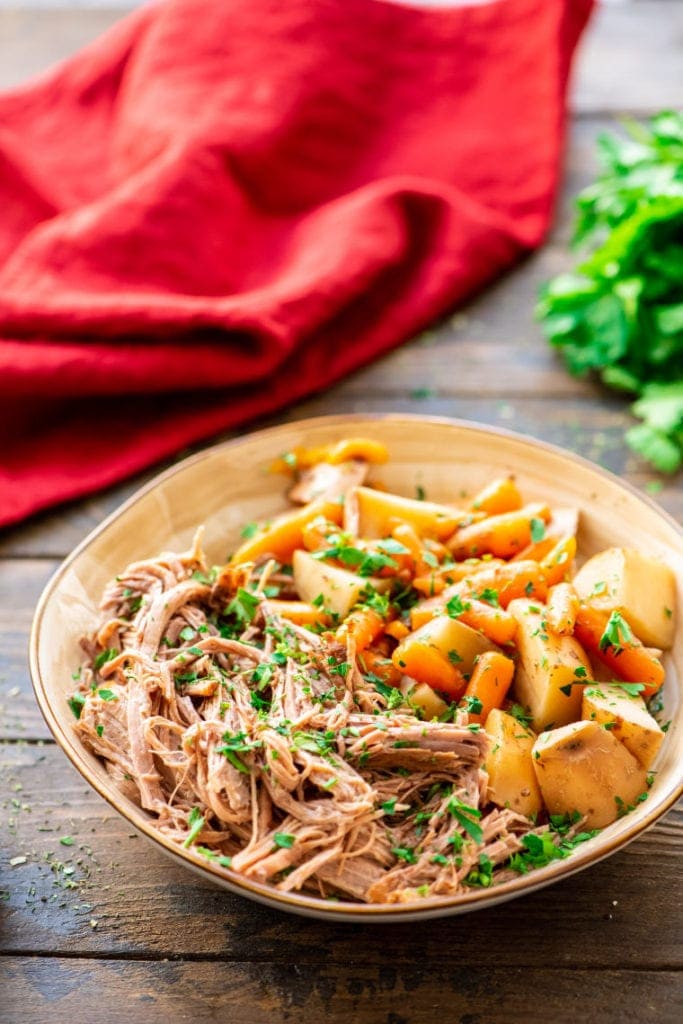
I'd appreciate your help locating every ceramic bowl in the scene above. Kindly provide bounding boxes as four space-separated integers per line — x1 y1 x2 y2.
30 414 683 921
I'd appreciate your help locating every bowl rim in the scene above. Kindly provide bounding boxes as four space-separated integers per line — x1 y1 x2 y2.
29 412 683 921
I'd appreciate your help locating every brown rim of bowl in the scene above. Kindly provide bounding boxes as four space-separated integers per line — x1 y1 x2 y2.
29 413 683 920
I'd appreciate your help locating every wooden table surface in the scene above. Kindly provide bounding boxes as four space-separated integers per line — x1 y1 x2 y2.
1 3 682 1021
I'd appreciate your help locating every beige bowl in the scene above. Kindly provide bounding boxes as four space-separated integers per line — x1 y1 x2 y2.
30 414 683 921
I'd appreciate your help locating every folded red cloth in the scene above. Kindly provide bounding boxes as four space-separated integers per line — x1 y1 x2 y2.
0 0 593 528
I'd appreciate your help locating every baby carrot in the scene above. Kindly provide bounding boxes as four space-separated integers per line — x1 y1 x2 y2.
448 503 551 560
410 595 517 647
384 620 410 642
231 499 343 564
357 650 403 687
392 641 467 700
470 477 523 516
541 535 577 587
573 605 665 699
336 607 385 651
461 651 515 724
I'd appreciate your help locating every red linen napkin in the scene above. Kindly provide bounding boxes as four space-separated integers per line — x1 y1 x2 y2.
0 0 593 528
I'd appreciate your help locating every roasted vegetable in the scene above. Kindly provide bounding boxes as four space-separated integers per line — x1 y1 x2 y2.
573 546 676 649
582 683 665 769
508 599 592 731
532 720 649 829
484 709 543 818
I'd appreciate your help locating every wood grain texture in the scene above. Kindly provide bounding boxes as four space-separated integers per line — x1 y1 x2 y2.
1 696 681 964
1 957 682 1024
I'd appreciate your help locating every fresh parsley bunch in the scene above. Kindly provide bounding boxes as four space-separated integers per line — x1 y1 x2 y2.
537 111 683 472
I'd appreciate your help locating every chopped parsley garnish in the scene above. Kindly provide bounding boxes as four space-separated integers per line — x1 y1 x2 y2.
530 517 546 543
599 610 635 654
392 846 418 864
94 648 117 671
373 679 404 709
68 693 86 719
446 595 471 618
217 731 262 773
273 832 296 849
240 521 259 539
182 807 205 848
462 692 483 716
447 795 483 844
97 689 118 702
508 704 533 729
465 853 494 888
225 587 261 626
195 846 232 869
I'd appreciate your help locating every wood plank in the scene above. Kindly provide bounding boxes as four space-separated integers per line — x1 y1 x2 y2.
0 3 681 114
0 956 680 1024
0 560 59 740
0 744 681 965
572 0 683 115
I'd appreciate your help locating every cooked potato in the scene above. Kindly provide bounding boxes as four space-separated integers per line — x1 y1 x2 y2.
406 682 449 720
573 547 676 650
292 549 388 618
392 616 498 698
344 486 465 540
508 599 593 731
532 720 649 828
582 683 664 769
484 709 543 817
395 616 498 676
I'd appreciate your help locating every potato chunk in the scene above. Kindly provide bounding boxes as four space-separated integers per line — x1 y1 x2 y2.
508 599 593 732
392 617 498 699
484 709 543 818
532 720 649 828
406 682 449 721
573 547 676 649
582 683 665 769
344 486 465 540
292 549 388 618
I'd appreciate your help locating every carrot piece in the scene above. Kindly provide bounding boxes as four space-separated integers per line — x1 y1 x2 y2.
511 536 557 563
461 651 515 724
301 516 339 552
412 559 505 596
266 600 328 627
541 535 577 586
449 560 548 608
410 596 517 646
271 437 388 474
336 607 385 651
326 438 389 465
392 641 467 700
448 503 551 560
231 499 343 564
470 477 523 516
357 649 402 687
546 583 579 635
458 600 518 646
384 620 410 642
573 605 665 699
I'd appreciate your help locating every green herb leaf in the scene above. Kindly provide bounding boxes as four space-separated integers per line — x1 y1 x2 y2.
182 807 206 848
